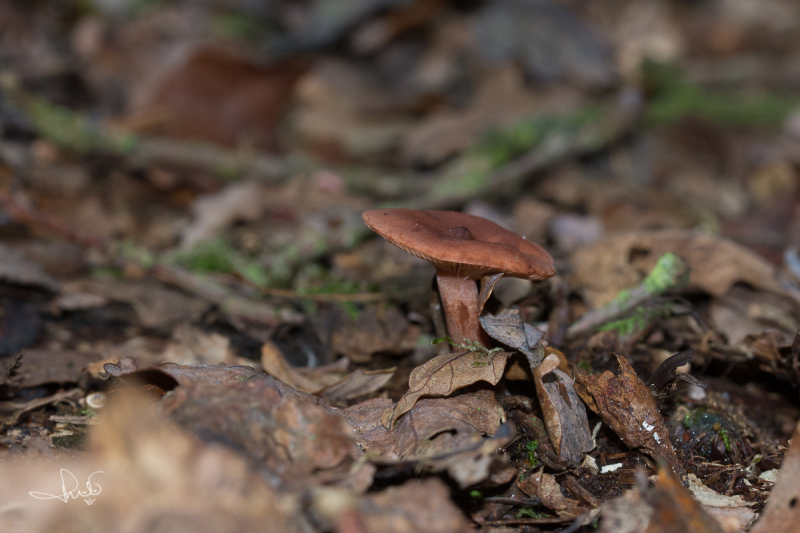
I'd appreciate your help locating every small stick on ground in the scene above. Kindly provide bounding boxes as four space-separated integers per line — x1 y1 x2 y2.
566 253 690 338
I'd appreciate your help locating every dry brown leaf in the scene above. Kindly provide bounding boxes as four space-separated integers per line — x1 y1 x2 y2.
261 343 394 400
106 362 362 489
687 474 756 533
358 478 471 533
643 463 725 533
317 368 395 402
532 353 593 463
132 46 306 148
163 324 233 366
385 349 512 428
0 389 304 533
12 349 105 388
574 355 685 479
260 341 322 392
518 470 585 518
571 230 784 308
346 391 504 461
750 420 800 533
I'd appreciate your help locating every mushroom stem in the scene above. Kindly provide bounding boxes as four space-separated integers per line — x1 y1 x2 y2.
435 273 491 347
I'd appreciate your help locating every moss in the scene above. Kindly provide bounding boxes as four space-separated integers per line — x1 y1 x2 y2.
598 303 673 336
644 253 686 294
475 105 604 167
643 59 798 128
517 508 551 519
526 439 540 467
24 96 137 154
169 238 269 286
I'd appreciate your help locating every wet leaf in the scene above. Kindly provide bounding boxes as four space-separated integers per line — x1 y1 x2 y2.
385 349 512 428
574 355 686 478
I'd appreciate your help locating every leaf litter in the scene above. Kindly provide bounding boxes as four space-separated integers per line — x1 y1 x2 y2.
2 1 800 532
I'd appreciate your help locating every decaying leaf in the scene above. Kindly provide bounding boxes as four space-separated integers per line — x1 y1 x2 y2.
571 230 785 308
532 353 593 463
106 361 363 489
349 391 505 460
357 478 471 533
575 355 686 478
12 349 105 388
260 342 394 401
344 392 511 488
601 464 726 533
687 474 756 532
317 368 395 402
385 349 512 428
163 324 233 366
750 420 800 533
0 389 306 533
518 469 585 518
0 243 60 293
644 463 725 533
480 308 545 365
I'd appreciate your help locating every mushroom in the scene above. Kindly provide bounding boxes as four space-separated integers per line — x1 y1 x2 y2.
362 208 555 346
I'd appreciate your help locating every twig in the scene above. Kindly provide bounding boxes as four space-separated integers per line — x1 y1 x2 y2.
0 193 304 327
50 415 100 425
566 252 690 338
132 137 294 182
0 388 83 426
151 264 303 326
483 497 542 507
259 285 427 302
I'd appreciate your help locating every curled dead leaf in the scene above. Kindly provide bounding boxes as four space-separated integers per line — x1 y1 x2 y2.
532 353 593 463
574 355 685 479
385 349 512 428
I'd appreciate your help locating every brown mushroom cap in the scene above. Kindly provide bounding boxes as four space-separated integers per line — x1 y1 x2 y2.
362 208 555 280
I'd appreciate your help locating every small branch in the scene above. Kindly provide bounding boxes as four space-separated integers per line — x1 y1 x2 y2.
0 388 83 426
566 253 690 338
151 264 303 327
50 415 100 425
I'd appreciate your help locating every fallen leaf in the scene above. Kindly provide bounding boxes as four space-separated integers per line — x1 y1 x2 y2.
480 308 544 365
133 46 306 148
519 469 585 518
571 230 784 308
61 278 211 329
0 243 60 293
750 420 800 533
345 391 504 461
162 324 233 366
357 478 471 533
180 179 265 249
12 349 105 388
687 474 756 533
0 389 304 533
261 342 394 400
643 463 725 533
317 368 395 402
385 349 512 428
0 300 42 358
106 362 362 488
575 355 686 478
473 0 615 86
533 353 593 463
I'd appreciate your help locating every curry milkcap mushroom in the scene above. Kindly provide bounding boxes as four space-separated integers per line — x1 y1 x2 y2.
362 208 556 346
